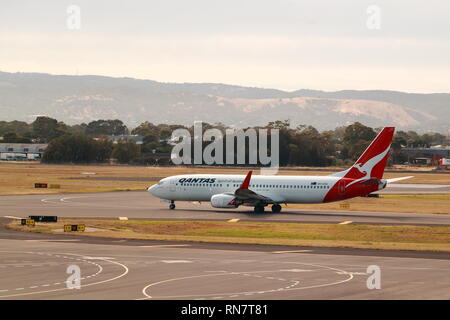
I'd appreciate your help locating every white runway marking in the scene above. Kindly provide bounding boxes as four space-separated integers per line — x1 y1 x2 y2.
339 221 353 225
0 252 103 294
280 269 314 273
140 262 354 300
161 260 192 264
228 219 240 222
336 271 368 276
0 251 128 298
272 250 312 254
118 217 128 221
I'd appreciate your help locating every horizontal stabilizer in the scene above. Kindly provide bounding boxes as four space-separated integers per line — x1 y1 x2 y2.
386 176 414 183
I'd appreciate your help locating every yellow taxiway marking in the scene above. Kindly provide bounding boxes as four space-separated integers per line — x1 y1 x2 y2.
25 239 81 242
138 244 191 248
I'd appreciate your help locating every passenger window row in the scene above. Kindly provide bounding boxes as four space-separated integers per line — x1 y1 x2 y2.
176 183 329 189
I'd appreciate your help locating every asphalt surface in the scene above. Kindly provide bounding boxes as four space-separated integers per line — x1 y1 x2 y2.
1 236 449 300
2 191 450 226
1 189 450 300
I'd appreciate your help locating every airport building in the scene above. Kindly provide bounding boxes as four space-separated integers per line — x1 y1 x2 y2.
107 134 143 145
0 143 48 161
401 147 450 165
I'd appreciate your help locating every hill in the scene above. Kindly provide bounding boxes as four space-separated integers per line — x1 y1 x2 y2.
0 71 448 132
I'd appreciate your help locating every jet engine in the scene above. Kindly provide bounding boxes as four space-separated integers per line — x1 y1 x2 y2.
211 193 238 208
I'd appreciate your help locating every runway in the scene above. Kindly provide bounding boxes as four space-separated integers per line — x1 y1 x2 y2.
0 236 449 300
1 190 450 300
1 191 450 226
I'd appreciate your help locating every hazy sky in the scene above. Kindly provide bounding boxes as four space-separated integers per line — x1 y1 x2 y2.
1 0 450 92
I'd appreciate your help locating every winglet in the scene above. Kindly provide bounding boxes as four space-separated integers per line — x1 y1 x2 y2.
239 171 252 189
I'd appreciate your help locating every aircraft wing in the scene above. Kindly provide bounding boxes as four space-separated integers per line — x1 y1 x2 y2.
233 171 279 205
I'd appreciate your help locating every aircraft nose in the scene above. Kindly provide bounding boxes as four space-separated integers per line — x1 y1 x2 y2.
148 184 157 195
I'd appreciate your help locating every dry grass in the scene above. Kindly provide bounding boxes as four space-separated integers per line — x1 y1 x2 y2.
1 162 449 214
0 162 449 196
290 194 450 214
7 219 450 252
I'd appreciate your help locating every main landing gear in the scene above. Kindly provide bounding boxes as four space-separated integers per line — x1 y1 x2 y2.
254 205 265 213
169 200 175 210
253 204 282 213
271 204 282 213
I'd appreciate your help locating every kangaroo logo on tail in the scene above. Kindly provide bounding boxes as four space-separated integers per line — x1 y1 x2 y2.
331 127 395 187
345 144 391 188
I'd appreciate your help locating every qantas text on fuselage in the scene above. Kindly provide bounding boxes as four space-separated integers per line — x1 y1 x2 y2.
148 127 412 213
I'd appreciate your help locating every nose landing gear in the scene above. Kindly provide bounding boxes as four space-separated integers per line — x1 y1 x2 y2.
169 200 175 210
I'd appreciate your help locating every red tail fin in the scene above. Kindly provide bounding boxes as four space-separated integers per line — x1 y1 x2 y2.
334 127 395 180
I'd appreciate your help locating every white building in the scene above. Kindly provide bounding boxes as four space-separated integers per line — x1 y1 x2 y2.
0 143 48 161
107 135 143 145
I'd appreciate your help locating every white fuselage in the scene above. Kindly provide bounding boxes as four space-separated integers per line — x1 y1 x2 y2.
148 174 341 204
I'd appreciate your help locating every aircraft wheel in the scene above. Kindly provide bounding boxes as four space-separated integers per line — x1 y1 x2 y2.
169 203 175 210
254 205 265 213
271 204 282 213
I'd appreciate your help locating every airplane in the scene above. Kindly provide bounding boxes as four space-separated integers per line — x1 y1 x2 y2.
148 127 413 213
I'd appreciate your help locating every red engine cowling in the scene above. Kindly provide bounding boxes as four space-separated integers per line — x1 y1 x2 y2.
211 193 238 208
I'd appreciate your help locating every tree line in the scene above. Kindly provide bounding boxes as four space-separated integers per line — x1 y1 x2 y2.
0 117 448 165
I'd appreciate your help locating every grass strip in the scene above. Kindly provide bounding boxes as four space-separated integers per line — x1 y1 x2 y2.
7 219 450 252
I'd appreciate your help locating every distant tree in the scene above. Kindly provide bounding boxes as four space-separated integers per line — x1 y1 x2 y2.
95 138 114 162
132 121 159 138
141 140 171 154
268 119 290 129
422 132 446 146
392 136 407 152
112 139 140 163
0 121 32 137
343 122 376 144
2 131 32 143
157 123 187 140
342 122 376 160
288 125 335 166
66 123 88 135
42 134 113 163
273 124 292 166
32 116 65 142
3 131 19 143
86 119 127 136
133 122 185 156
287 143 301 165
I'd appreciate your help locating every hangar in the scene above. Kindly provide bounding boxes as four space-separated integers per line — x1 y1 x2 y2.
0 143 47 161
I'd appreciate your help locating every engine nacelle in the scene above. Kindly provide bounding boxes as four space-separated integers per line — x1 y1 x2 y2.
211 193 238 208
